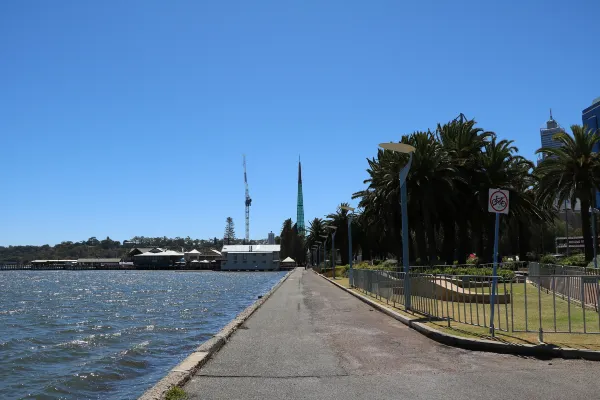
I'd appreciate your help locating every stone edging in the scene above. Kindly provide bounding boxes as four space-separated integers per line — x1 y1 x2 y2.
317 272 600 362
139 268 296 400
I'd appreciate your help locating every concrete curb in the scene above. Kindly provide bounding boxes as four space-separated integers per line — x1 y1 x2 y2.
316 272 600 362
139 268 296 400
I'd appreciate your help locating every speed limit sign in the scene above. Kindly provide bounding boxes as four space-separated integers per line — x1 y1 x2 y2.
488 189 509 215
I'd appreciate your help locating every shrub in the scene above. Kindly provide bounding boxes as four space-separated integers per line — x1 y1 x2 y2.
352 262 371 270
539 254 556 264
165 387 187 400
561 253 586 267
380 259 398 271
340 264 349 277
373 259 381 266
466 255 479 265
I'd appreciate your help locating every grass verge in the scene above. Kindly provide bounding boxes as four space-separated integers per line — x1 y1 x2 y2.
325 275 600 350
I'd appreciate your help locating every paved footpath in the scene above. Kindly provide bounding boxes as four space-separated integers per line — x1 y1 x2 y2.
185 269 600 400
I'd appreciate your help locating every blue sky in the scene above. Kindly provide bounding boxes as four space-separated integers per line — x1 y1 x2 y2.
1 0 598 246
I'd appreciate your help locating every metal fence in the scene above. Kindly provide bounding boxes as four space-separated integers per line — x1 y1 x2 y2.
529 262 597 276
352 269 600 337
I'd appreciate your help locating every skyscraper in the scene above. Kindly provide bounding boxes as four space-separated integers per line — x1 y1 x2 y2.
583 97 600 145
296 157 305 236
539 110 565 159
583 97 600 206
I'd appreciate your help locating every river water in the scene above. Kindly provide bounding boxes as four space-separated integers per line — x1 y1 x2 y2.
0 270 286 400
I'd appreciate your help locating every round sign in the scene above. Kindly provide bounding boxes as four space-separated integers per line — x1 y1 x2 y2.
489 190 508 213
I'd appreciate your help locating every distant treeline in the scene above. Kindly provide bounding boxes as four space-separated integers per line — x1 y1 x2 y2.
0 235 266 264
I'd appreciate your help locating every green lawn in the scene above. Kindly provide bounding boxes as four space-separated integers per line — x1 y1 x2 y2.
325 274 600 349
430 281 600 335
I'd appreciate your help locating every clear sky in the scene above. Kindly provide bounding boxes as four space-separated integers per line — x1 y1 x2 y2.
1 0 598 246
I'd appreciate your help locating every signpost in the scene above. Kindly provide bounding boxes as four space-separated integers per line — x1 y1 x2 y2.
488 189 509 337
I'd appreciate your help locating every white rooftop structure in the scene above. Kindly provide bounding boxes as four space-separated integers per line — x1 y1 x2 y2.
185 249 201 254
220 244 281 271
135 250 184 257
221 244 280 253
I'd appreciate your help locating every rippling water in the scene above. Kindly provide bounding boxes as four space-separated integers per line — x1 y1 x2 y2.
0 270 286 400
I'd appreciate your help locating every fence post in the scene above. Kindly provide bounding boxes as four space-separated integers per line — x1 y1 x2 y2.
446 277 451 327
582 277 587 334
538 281 543 343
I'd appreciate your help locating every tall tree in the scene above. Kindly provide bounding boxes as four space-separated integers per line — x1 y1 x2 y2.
325 203 356 265
436 118 494 263
224 217 236 245
536 125 600 261
306 218 327 256
280 218 294 259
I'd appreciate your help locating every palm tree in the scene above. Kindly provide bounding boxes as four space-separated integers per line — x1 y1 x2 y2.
475 138 545 262
306 218 326 249
436 118 494 263
535 125 600 261
352 145 407 260
403 131 459 264
325 203 352 265
352 131 460 265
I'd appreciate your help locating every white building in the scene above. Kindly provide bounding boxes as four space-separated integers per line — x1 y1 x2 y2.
220 244 281 271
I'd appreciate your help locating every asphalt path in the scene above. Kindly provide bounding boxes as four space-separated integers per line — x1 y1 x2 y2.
185 268 600 399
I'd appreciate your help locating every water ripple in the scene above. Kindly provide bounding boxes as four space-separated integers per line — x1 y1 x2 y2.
0 270 284 399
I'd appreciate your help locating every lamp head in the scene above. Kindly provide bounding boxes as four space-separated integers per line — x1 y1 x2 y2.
379 142 416 154
340 205 355 212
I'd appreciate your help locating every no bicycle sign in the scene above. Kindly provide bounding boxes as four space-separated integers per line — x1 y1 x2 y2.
488 189 509 214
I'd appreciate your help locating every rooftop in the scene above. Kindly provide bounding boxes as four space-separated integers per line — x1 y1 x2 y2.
134 250 184 257
221 244 280 253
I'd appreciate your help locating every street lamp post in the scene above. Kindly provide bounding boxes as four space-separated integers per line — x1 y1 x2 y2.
341 205 355 286
325 226 338 279
591 208 599 269
320 235 328 273
315 241 322 270
379 142 415 310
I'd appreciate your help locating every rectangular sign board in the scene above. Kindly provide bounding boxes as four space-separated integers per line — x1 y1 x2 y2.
488 188 509 214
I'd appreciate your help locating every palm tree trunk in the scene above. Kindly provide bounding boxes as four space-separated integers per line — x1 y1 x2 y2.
414 205 428 264
518 221 528 262
473 219 485 263
580 197 593 261
340 224 349 265
484 213 497 264
425 211 437 265
442 218 456 265
457 217 468 264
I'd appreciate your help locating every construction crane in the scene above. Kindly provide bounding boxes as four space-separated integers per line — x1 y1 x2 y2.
243 155 252 243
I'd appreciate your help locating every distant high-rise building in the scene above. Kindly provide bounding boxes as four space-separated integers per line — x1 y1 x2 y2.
296 157 305 236
583 97 600 206
267 231 275 245
583 97 600 144
539 110 565 159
